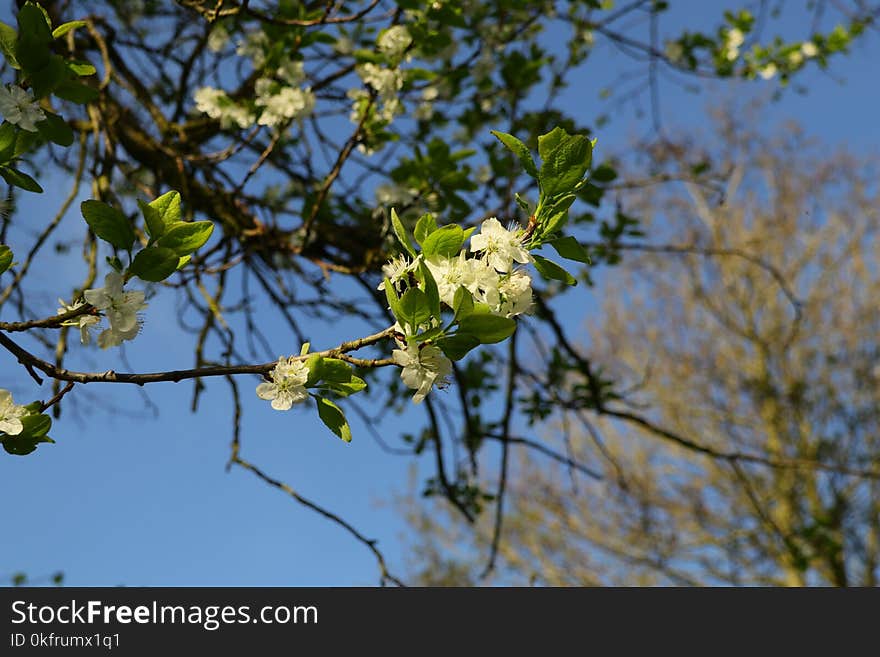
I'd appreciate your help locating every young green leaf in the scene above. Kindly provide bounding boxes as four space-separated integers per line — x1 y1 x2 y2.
546 235 591 264
0 166 42 193
413 213 438 245
491 130 538 179
35 111 73 146
390 208 417 257
51 20 86 39
539 131 593 199
315 396 352 442
421 224 464 258
303 354 324 387
52 80 98 104
419 260 441 318
0 22 19 69
383 277 402 319
322 376 367 397
140 190 181 239
398 287 432 334
437 333 480 360
532 254 577 285
156 220 214 255
80 200 135 250
0 245 12 274
130 246 180 282
320 358 354 383
457 314 516 343
453 286 474 320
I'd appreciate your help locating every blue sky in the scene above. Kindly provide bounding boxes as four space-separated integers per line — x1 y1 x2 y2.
1 1 879 586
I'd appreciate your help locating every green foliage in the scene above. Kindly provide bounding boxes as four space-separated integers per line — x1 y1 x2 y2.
315 396 352 443
1 410 54 456
130 246 179 282
80 200 135 251
0 244 12 274
0 165 41 192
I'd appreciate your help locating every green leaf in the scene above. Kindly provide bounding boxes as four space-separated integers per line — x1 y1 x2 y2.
138 190 180 239
413 212 438 245
0 245 11 274
538 129 593 199
419 260 441 318
320 358 354 383
176 255 191 271
304 354 324 386
35 111 73 146
532 254 577 285
453 286 474 320
457 314 516 343
52 80 97 104
17 3 52 39
67 60 96 77
546 235 590 264
20 412 51 438
437 333 480 360
0 22 19 69
421 224 464 258
398 287 432 334
51 20 86 39
383 277 402 318
315 396 352 442
411 325 446 343
537 193 576 240
0 122 15 160
156 220 214 256
537 127 568 162
130 246 180 282
491 130 538 179
0 166 42 193
390 208 416 257
321 376 367 397
3 412 54 456
80 200 134 250
28 53 68 98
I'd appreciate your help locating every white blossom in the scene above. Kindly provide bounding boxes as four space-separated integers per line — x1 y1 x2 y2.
255 79 315 127
392 343 452 403
470 217 532 273
256 356 310 411
375 183 418 206
83 271 147 349
236 31 269 68
489 270 533 318
193 86 255 129
0 85 45 132
425 251 482 306
758 62 778 80
276 58 306 86
665 41 684 62
801 41 818 58
358 63 404 99
788 50 804 67
378 25 412 60
0 389 27 436
57 299 101 346
378 254 419 291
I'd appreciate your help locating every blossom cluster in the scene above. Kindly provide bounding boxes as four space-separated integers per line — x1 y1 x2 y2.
59 271 147 349
193 30 315 131
381 217 535 403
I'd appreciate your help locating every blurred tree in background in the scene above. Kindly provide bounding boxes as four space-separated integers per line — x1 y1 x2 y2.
406 111 880 585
